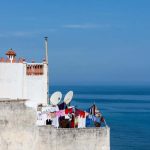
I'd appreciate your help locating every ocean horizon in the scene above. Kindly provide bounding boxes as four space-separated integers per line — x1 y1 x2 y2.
50 85 150 150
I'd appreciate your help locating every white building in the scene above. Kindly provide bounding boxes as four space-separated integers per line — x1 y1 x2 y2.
0 48 48 105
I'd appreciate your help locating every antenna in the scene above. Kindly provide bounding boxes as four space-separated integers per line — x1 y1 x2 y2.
45 37 48 64
44 37 49 104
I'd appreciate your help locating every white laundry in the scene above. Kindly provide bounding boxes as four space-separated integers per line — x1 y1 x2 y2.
52 116 59 128
36 120 45 126
42 105 59 113
78 116 86 128
37 111 42 120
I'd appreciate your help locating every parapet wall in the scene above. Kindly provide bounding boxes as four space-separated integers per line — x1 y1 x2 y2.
0 99 110 150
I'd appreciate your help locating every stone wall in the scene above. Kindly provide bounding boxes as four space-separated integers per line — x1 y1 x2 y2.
0 99 110 150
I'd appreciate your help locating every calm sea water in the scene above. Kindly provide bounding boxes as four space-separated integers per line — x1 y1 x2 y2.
50 85 150 150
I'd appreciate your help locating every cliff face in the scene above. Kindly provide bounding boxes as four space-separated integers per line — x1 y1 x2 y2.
0 99 110 150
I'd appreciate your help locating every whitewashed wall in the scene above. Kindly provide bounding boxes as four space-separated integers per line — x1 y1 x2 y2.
0 62 47 105
0 63 24 99
23 63 47 104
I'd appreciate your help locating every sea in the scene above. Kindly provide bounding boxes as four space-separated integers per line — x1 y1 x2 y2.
50 85 150 150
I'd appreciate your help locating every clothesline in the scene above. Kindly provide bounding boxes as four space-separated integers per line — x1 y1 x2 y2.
36 104 106 128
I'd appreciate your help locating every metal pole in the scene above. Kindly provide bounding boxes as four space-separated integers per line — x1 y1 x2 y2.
44 37 49 104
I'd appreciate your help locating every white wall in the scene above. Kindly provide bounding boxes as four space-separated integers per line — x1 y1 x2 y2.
0 63 24 99
0 62 48 105
23 63 47 104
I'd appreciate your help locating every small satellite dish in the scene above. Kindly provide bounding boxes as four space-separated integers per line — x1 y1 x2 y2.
64 91 73 104
50 91 62 105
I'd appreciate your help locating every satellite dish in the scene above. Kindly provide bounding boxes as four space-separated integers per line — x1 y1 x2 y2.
50 91 62 105
64 91 73 104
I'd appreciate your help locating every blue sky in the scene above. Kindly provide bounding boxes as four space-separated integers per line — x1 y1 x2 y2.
0 0 150 85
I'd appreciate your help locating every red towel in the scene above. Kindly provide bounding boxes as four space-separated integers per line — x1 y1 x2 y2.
75 109 85 118
65 108 73 114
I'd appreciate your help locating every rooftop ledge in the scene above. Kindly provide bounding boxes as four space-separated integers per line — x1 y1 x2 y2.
0 98 27 102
